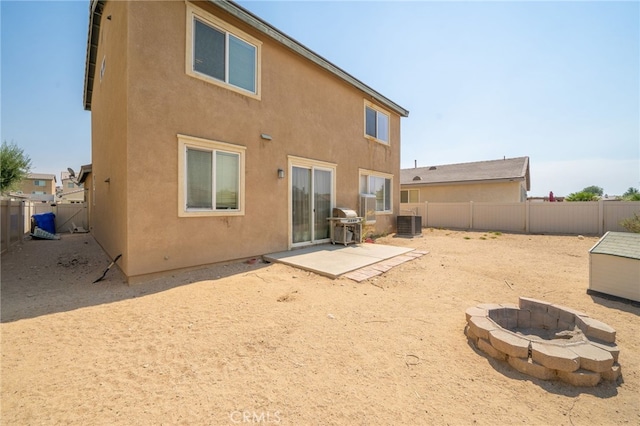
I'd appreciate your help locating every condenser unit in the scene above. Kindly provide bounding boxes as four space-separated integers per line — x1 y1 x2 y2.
396 215 422 237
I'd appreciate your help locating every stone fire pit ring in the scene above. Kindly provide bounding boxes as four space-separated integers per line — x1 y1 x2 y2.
465 297 621 386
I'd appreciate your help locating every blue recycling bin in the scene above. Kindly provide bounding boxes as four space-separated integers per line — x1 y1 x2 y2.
32 212 56 234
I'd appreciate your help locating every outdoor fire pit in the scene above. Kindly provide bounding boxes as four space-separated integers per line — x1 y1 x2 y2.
465 297 621 386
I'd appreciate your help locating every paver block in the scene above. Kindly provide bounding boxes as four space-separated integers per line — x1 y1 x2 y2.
576 316 616 343
478 338 506 361
519 297 550 314
477 303 503 311
465 324 478 344
590 342 620 363
489 329 530 358
552 304 587 324
601 364 622 382
488 308 518 329
500 303 519 309
557 320 576 331
570 343 614 373
543 314 559 330
557 369 601 387
465 306 487 322
546 304 563 320
468 316 499 341
508 356 556 380
517 309 531 328
531 342 580 372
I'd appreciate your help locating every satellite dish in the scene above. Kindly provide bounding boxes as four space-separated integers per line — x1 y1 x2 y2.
67 167 76 178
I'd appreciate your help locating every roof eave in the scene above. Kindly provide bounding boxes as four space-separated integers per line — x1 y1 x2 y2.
401 177 528 187
83 0 105 111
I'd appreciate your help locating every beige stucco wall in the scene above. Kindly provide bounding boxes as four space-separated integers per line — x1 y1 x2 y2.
91 0 402 281
89 0 130 268
407 181 525 203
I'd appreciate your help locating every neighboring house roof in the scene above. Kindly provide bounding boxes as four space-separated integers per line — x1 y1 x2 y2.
77 164 92 184
83 0 409 118
589 232 640 261
27 173 57 182
401 157 530 191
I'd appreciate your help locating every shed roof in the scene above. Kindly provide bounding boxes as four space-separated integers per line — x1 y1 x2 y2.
589 232 640 260
83 0 409 118
401 157 530 190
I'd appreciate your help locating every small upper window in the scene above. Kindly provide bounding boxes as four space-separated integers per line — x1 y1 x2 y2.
364 102 390 144
187 4 260 97
34 180 46 187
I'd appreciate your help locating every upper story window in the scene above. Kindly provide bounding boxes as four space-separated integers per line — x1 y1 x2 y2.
33 180 46 187
186 4 261 98
364 101 390 144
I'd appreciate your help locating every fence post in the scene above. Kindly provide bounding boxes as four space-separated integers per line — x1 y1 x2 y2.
469 201 474 230
424 201 428 228
598 199 604 235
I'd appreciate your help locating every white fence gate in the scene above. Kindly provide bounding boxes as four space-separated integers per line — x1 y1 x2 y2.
400 201 640 236
1 200 88 253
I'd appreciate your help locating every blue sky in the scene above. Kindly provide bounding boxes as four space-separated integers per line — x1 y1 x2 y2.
2 0 638 197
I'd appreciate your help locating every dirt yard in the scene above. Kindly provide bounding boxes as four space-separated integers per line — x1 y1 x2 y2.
1 229 638 425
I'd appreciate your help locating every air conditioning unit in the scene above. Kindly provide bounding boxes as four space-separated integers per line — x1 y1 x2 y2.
359 194 376 224
397 215 422 237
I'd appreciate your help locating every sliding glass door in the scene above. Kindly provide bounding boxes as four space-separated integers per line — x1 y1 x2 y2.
291 164 333 245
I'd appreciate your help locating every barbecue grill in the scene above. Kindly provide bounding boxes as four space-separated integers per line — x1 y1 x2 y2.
328 207 363 245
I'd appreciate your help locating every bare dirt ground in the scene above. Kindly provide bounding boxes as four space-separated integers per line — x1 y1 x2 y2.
1 229 639 425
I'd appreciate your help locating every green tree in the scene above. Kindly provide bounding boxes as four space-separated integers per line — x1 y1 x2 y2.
565 191 599 202
620 213 640 233
622 187 640 201
582 185 603 196
0 141 32 193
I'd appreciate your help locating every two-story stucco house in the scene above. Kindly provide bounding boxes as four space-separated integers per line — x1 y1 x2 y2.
83 0 408 283
14 173 57 202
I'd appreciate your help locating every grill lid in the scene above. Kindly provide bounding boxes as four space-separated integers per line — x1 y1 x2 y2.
333 207 357 218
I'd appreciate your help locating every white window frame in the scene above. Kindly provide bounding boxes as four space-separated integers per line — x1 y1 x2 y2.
185 3 262 99
359 169 393 214
178 134 246 217
364 100 390 145
400 189 419 203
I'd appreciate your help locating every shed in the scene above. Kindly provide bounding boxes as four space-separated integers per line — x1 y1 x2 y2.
589 232 640 302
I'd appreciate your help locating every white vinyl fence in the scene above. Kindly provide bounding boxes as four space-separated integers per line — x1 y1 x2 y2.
1 200 88 253
400 200 640 236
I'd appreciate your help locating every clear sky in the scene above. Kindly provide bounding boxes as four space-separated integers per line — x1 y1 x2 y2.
2 0 638 197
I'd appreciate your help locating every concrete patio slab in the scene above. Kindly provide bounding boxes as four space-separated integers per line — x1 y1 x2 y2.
263 243 416 279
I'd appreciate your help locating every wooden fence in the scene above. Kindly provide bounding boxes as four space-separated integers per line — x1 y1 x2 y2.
1 200 88 254
400 200 640 236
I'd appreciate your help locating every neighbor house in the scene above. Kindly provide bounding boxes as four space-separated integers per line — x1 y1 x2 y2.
57 171 85 203
83 0 408 283
14 173 57 202
400 157 530 203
